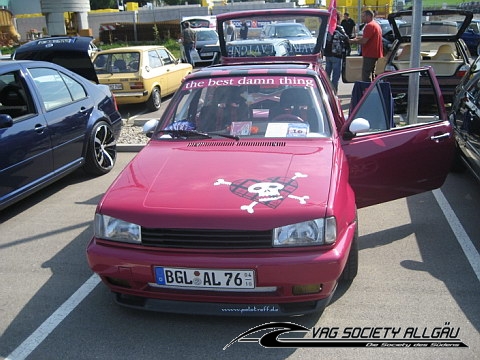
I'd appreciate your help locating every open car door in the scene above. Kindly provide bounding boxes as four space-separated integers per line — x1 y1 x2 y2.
340 67 454 208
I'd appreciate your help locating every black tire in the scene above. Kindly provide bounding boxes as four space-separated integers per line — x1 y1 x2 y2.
147 86 161 111
340 225 359 282
84 120 117 176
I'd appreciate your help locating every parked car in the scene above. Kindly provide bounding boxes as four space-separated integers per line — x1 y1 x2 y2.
92 46 192 111
449 54 480 180
180 28 219 66
344 9 473 106
87 9 453 317
260 22 317 55
457 19 480 56
2 37 122 211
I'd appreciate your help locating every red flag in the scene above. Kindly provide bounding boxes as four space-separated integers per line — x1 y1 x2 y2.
328 0 337 35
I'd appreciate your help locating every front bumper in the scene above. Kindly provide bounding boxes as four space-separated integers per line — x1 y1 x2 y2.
87 221 356 316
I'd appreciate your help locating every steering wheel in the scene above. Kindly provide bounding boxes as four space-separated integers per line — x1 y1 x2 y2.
270 114 304 122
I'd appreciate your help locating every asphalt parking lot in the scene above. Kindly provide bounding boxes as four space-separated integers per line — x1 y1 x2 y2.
1 81 479 360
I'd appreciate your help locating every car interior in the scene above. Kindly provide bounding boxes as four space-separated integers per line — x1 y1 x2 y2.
0 73 32 119
392 42 462 76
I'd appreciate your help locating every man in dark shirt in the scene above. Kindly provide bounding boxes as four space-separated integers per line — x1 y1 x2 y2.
181 21 197 65
341 12 356 38
341 12 356 55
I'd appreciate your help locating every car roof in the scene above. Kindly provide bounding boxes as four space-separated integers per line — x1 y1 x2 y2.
13 36 99 83
96 45 167 53
193 28 217 32
266 23 308 27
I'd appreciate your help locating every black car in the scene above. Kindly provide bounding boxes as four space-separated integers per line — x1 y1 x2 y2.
458 19 480 56
0 37 122 210
450 54 480 180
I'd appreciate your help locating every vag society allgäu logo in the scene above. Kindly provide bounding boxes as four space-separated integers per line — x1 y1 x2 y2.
224 322 468 349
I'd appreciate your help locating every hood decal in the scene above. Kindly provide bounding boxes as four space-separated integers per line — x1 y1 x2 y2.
214 172 309 214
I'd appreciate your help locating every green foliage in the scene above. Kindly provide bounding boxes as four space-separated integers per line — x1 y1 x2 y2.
153 24 161 44
90 0 117 10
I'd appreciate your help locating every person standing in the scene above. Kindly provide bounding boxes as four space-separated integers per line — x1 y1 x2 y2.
341 12 356 38
349 10 383 82
340 12 356 55
225 20 236 42
181 21 196 65
240 21 248 40
324 11 349 93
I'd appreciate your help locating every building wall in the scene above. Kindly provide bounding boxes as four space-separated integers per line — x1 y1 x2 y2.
15 3 296 42
10 0 41 14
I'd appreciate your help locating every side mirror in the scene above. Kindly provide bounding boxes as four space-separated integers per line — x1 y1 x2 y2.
142 119 159 138
0 113 13 129
349 118 370 134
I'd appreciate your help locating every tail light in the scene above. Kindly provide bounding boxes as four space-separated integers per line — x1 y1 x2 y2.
456 64 469 78
112 94 118 111
130 82 144 90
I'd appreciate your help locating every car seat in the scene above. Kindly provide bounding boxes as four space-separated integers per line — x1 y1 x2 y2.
199 87 251 131
268 87 318 131
114 59 127 71
432 44 455 61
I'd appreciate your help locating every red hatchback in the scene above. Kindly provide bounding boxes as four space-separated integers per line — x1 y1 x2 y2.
87 9 454 316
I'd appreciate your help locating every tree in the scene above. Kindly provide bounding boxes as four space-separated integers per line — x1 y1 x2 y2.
90 0 117 10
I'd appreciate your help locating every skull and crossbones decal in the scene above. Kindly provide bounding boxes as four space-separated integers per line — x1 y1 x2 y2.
214 172 309 213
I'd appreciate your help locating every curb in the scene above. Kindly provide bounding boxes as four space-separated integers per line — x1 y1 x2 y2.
117 144 146 152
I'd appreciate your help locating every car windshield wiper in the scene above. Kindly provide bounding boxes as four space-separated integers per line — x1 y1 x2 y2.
161 129 239 140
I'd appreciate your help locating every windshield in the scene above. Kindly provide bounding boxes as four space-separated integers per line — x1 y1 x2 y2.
196 30 219 42
155 75 330 139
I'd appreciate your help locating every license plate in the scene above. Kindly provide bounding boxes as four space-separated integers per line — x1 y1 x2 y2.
155 267 255 289
201 52 214 56
109 83 123 90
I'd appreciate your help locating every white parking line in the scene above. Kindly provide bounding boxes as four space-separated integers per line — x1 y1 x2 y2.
433 189 480 282
5 189 480 359
5 274 100 360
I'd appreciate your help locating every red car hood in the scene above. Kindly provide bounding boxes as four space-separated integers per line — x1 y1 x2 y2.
99 140 335 230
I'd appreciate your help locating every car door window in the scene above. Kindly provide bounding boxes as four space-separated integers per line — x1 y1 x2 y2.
0 71 35 120
60 72 87 101
158 49 173 65
29 68 78 111
350 70 442 134
148 50 163 68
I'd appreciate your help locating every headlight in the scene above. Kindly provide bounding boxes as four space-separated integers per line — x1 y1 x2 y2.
94 214 141 243
273 217 337 247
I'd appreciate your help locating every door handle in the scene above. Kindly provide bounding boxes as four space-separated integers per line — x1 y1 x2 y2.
430 133 450 142
34 124 46 133
79 107 89 114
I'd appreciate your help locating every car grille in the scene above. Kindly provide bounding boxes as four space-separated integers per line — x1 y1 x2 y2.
141 228 273 249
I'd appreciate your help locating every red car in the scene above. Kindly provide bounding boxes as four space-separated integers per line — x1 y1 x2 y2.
87 9 454 316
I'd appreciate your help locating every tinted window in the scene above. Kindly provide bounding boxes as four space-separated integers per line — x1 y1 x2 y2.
0 70 35 119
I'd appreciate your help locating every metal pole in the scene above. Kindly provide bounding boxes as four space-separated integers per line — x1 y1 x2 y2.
407 0 422 123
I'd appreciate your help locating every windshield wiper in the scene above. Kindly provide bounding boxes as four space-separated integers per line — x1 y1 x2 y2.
161 129 239 140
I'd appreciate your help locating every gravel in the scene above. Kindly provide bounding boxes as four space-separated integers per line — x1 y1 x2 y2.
117 123 149 145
